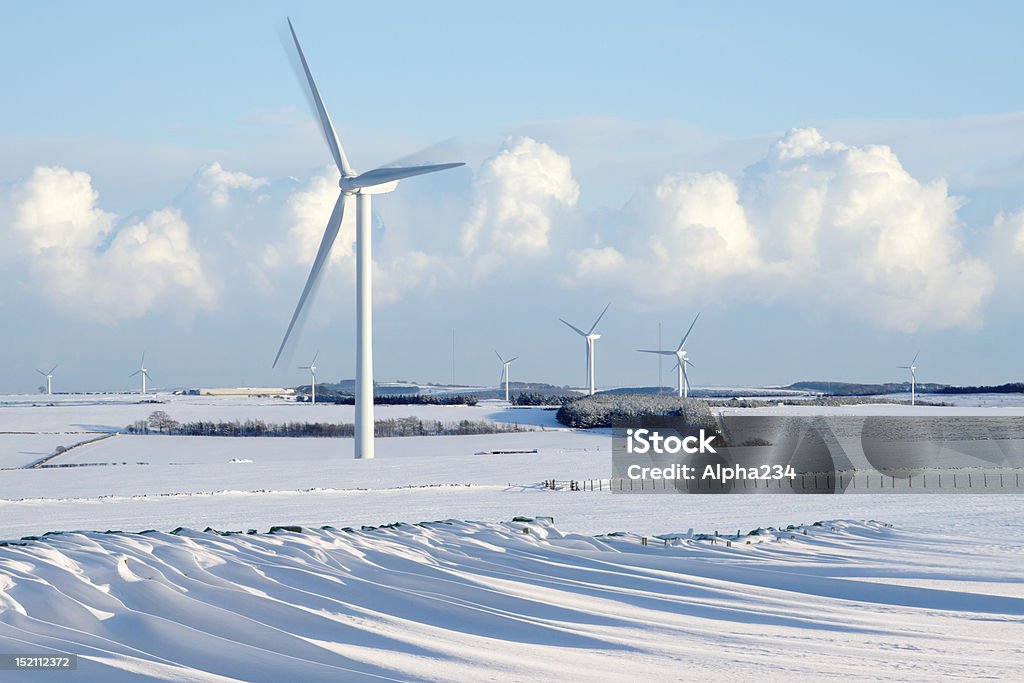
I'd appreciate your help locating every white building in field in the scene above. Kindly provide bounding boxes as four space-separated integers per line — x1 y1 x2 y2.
197 388 295 397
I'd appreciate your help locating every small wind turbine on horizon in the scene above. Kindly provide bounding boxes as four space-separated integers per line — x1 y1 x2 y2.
299 352 319 405
494 350 519 403
35 365 58 396
129 353 152 394
638 313 700 399
560 303 610 396
272 18 465 460
899 351 920 406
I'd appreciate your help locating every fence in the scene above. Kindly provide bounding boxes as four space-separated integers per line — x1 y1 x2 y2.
541 469 1024 493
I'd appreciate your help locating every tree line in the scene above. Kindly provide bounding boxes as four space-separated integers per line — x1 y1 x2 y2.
127 411 528 438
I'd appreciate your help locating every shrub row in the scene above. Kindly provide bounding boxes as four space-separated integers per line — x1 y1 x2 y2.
555 394 718 430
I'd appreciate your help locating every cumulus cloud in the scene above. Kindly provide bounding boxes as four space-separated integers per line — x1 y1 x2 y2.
460 137 579 270
191 162 268 208
570 128 994 332
3 129 1009 336
1006 210 1024 255
2 166 215 322
265 168 354 271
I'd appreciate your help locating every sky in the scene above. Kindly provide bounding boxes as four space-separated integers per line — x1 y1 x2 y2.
2 1 1024 393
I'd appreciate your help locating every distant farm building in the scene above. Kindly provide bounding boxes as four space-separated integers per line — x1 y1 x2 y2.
197 388 296 397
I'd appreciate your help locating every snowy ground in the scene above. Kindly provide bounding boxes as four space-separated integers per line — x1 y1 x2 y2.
2 393 1024 680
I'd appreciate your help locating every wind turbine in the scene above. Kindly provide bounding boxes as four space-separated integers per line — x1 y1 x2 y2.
129 353 152 394
35 365 57 396
494 350 519 402
560 303 610 395
899 351 920 406
272 19 464 460
638 313 700 398
299 351 319 405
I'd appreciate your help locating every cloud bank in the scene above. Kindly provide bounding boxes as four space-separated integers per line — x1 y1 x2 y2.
1 128 1012 334
571 128 995 331
2 166 215 322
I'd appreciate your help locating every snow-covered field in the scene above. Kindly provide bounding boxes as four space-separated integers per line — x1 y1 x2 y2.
2 393 1023 681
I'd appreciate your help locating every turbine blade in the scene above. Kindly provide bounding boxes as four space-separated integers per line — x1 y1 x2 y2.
677 312 700 351
286 18 354 177
494 349 504 363
35 369 46 376
273 192 349 367
144 371 153 382
129 370 141 377
911 350 920 366
560 318 587 336
49 364 59 374
311 350 319 366
637 349 674 355
140 352 145 366
685 359 695 367
508 357 519 363
587 302 611 335
352 163 465 188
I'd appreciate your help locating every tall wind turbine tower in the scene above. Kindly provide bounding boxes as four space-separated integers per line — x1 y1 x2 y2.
560 303 610 395
899 351 920 406
129 354 152 394
494 350 519 403
638 313 700 398
35 365 57 396
272 19 464 460
299 352 319 405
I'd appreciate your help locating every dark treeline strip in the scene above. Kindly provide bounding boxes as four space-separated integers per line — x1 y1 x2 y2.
125 416 528 438
303 393 481 405
936 382 1024 395
556 394 718 430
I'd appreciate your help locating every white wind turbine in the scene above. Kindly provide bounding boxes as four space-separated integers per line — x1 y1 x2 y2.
272 19 464 460
299 351 319 405
638 313 700 398
35 365 58 396
494 350 519 403
560 303 610 396
129 353 152 394
899 351 920 406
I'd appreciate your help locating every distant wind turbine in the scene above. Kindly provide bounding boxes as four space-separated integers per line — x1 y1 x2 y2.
494 350 519 403
35 365 58 396
638 313 700 398
129 353 152 394
299 352 319 405
560 303 610 396
898 351 920 406
272 19 465 460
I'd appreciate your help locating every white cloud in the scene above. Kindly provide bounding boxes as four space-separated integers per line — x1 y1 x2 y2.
268 168 354 270
569 128 995 332
460 137 579 267
192 162 268 209
3 166 215 322
1009 211 1024 255
12 166 114 252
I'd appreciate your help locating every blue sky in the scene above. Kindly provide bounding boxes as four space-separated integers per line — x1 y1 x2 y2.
2 1 1024 392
